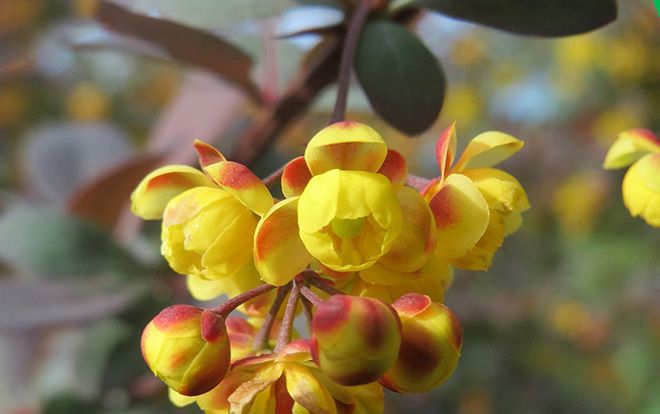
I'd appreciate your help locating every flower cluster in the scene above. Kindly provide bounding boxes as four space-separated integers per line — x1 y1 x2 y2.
603 129 660 228
131 122 528 413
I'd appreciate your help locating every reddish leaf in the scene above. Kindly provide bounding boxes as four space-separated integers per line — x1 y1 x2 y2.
95 1 262 103
68 153 165 231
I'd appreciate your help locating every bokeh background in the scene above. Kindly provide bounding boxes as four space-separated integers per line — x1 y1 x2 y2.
1 1 659 413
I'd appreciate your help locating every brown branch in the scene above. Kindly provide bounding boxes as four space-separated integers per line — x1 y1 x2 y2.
329 0 371 124
300 295 314 331
253 282 292 351
230 38 342 165
262 165 285 187
406 174 432 192
300 286 324 307
306 274 344 296
274 281 301 353
213 284 276 317
95 1 262 104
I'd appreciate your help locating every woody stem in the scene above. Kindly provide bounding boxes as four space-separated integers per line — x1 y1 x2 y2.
214 283 276 318
305 273 344 296
262 165 285 187
329 0 371 124
300 286 323 307
300 295 314 331
253 282 293 350
274 280 302 353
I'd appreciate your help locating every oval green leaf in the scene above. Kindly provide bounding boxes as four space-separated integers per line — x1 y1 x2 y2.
395 0 617 36
355 19 446 135
0 208 141 277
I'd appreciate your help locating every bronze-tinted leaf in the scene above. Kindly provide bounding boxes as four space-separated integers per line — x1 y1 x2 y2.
95 1 261 102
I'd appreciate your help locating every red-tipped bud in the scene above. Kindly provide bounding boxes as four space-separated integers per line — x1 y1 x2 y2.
311 295 401 385
380 293 463 393
141 305 231 396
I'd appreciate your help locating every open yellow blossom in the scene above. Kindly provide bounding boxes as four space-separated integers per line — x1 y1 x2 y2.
298 169 403 272
177 340 384 414
424 124 529 270
604 129 660 227
254 122 407 285
131 140 273 284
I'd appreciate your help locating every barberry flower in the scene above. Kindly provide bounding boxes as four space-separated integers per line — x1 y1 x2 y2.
380 293 462 393
424 124 529 270
195 340 385 414
311 295 401 385
254 122 406 285
131 140 273 282
603 129 660 227
141 305 231 396
353 254 453 304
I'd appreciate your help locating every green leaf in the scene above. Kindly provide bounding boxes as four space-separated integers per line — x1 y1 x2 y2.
0 208 141 277
355 20 445 135
77 319 132 394
394 0 617 36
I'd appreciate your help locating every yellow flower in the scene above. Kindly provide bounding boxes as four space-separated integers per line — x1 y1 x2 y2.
604 129 660 227
254 122 407 286
131 140 273 286
424 124 529 270
298 169 402 272
187 340 385 414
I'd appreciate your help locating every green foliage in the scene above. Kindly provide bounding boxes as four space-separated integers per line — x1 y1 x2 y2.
393 0 618 36
355 19 445 135
0 208 141 277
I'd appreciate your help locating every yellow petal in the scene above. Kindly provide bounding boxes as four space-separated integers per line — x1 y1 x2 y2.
435 123 457 182
427 174 489 258
168 387 197 407
377 149 408 186
449 210 505 271
284 363 337 414
282 156 313 198
604 129 660 169
201 208 256 278
203 161 274 216
503 210 523 236
622 153 660 227
359 262 410 286
298 170 403 272
186 275 227 301
377 186 436 273
454 131 524 171
357 255 453 303
305 122 388 175
254 198 312 286
228 364 283 413
131 165 214 220
194 139 227 167
460 168 530 212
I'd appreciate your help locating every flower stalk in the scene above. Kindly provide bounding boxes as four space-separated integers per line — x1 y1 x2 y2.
329 0 371 124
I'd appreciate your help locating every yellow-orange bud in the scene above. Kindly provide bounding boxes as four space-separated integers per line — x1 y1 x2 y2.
311 295 401 385
380 293 462 393
141 305 231 396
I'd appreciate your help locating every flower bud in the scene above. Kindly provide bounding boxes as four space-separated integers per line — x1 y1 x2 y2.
141 305 231 396
380 293 462 393
311 295 401 385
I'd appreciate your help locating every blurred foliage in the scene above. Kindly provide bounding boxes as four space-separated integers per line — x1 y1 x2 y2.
0 0 658 414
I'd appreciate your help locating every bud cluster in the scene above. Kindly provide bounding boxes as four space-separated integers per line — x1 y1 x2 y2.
131 121 529 412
